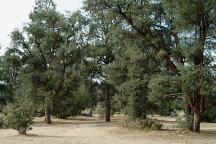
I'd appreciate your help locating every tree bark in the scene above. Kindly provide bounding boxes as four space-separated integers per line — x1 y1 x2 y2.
193 109 201 132
105 86 111 122
45 96 51 124
192 91 202 132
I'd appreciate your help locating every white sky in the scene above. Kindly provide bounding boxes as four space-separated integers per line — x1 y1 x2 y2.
0 0 83 55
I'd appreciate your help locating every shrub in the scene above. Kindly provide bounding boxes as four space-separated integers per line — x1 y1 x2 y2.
122 118 162 130
3 104 34 135
202 107 216 122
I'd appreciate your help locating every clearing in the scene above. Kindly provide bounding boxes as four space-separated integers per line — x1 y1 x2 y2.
0 115 216 144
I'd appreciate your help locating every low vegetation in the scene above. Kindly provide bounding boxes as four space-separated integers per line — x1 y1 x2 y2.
3 103 34 134
122 119 162 130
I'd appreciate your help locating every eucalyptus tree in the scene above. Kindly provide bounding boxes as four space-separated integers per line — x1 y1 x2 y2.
84 3 118 122
83 0 216 131
163 0 216 131
105 24 161 119
10 0 89 124
84 0 166 120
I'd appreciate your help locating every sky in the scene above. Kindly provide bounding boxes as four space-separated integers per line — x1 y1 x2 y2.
0 0 83 55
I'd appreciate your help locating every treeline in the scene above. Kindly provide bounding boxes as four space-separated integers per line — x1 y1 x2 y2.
0 0 216 134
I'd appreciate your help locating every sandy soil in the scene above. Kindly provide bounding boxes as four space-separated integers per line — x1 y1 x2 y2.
0 115 216 144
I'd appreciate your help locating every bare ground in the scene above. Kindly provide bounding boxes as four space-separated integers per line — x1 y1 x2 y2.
0 115 216 144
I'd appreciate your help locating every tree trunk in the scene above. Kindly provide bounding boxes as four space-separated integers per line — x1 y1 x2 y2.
193 100 202 132
105 87 111 122
45 97 51 124
193 110 201 132
191 12 207 132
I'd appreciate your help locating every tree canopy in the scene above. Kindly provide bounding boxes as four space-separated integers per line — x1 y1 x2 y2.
0 0 216 133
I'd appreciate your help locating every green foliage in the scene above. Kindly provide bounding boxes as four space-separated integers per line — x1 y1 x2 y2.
202 107 216 122
0 0 216 134
2 78 35 135
5 0 93 123
105 33 161 119
0 50 22 109
180 66 214 97
53 84 90 118
148 75 183 116
201 86 216 122
3 103 34 135
156 100 182 116
148 75 181 102
83 0 216 132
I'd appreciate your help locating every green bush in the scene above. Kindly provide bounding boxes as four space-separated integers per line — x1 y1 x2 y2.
201 94 216 122
122 119 162 130
3 104 34 135
202 107 216 122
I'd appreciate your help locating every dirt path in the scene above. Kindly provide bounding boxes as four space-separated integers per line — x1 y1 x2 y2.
0 116 216 144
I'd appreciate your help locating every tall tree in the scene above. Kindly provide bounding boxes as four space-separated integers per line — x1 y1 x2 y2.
83 0 216 131
163 0 216 131
10 0 89 124
84 3 116 122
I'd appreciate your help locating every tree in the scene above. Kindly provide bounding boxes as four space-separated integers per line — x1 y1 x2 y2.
84 0 165 120
3 80 35 135
10 0 89 124
83 0 216 132
0 0 215 133
80 59 99 116
164 0 216 131
84 3 116 122
0 49 22 109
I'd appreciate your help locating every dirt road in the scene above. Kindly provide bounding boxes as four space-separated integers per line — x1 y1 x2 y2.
0 116 215 144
